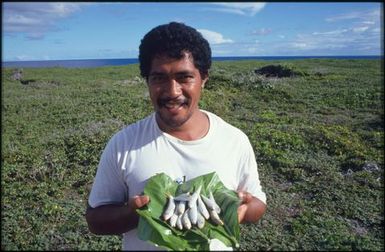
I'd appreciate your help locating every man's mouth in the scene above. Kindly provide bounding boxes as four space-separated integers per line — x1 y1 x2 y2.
159 98 188 110
164 103 183 109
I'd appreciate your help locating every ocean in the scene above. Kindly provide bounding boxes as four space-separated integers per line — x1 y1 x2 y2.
2 55 382 69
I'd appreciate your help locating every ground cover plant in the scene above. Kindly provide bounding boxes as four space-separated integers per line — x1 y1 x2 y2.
2 59 383 250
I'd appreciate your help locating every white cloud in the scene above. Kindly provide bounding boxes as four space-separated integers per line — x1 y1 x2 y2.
201 7 381 56
198 29 233 45
325 11 362 22
208 40 268 57
208 3 266 16
15 55 32 60
3 2 88 39
289 8 382 54
362 21 375 25
288 24 379 53
291 42 309 49
325 9 380 23
251 28 272 36
352 26 369 33
312 26 371 37
312 29 349 36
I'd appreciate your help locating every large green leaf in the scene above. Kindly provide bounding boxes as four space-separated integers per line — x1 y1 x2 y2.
137 172 241 250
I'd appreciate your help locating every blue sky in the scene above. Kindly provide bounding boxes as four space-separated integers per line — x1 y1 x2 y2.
2 2 383 61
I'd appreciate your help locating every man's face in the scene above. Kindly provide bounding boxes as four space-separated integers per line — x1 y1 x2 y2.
147 52 207 130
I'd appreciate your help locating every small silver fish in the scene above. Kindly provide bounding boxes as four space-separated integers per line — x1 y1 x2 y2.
209 209 224 225
209 191 221 214
176 201 186 215
188 204 198 225
174 192 191 201
188 185 202 208
196 212 205 229
162 194 176 221
182 208 192 230
169 212 178 227
197 195 210 220
176 214 183 230
201 194 216 211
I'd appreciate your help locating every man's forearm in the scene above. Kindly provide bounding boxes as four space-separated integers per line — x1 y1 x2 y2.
86 204 138 235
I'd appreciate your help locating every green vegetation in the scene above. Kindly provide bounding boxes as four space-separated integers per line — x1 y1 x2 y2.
2 59 384 250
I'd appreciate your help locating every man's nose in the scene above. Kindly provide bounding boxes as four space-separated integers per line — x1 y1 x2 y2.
164 78 182 97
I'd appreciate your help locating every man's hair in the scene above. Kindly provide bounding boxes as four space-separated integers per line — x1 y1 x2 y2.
139 22 212 79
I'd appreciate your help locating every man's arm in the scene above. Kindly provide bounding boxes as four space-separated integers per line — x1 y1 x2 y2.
237 191 266 223
86 195 150 235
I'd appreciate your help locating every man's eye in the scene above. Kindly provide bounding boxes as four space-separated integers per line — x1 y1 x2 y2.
177 75 194 83
150 75 166 82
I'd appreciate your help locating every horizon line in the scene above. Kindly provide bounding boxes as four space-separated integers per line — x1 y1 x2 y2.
3 54 383 63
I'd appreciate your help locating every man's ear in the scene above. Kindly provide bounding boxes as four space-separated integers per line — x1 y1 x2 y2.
201 75 209 89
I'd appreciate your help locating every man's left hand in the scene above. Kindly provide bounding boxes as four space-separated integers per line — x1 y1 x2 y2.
237 191 266 223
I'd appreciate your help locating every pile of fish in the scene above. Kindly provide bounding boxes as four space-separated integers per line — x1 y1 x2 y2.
162 185 224 230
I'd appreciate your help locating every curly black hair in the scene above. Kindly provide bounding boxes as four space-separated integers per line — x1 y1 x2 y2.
139 22 212 79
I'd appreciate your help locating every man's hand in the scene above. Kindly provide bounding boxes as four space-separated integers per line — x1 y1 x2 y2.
86 194 150 235
130 195 150 209
237 191 266 224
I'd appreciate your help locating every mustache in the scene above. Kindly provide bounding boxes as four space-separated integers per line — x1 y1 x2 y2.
158 97 188 106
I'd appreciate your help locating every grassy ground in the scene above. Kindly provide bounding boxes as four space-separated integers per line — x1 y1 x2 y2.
2 59 384 250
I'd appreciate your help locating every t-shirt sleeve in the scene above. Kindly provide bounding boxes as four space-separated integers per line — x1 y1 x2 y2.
88 134 128 208
237 137 267 205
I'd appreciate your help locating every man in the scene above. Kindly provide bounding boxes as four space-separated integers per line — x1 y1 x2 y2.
86 22 266 250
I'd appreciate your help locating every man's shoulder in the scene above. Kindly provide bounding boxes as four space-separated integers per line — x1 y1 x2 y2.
204 110 249 140
109 113 155 145
120 113 154 132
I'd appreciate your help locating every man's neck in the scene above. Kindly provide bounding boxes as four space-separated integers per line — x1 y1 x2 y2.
157 111 209 141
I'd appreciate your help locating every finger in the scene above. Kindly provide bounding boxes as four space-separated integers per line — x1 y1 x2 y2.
237 204 248 223
237 191 245 201
238 191 252 204
133 195 150 208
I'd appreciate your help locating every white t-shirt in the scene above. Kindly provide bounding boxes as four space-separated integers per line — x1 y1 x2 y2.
88 110 266 250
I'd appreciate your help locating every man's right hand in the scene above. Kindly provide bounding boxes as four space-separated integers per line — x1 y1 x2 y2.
131 195 150 209
86 195 150 235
